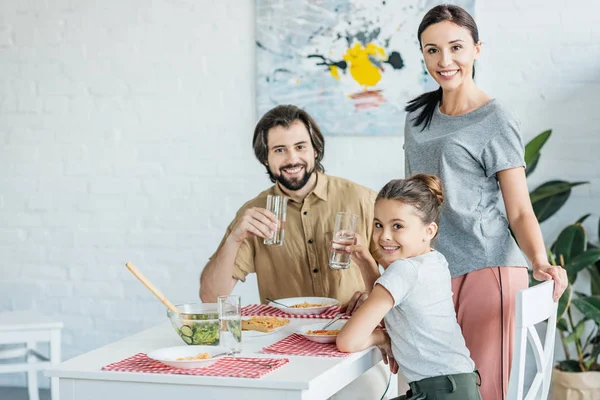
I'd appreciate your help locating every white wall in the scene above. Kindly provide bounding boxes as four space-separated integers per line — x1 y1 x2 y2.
0 0 598 388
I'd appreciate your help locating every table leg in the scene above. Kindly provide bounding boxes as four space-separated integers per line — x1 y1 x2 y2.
27 341 39 400
50 329 61 400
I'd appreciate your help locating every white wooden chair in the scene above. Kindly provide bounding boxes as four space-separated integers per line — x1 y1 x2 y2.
507 280 557 400
0 310 63 400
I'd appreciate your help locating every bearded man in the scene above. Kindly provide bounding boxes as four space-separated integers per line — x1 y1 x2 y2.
199 105 389 399
200 103 382 307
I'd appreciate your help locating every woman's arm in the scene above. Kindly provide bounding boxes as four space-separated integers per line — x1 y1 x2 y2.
336 284 394 353
497 167 568 301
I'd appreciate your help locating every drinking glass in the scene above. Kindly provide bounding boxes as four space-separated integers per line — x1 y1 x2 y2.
218 295 241 354
263 195 287 246
329 212 359 269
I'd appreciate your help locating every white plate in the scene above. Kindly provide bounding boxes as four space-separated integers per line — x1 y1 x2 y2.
269 296 339 315
147 345 230 369
295 320 347 344
242 316 288 338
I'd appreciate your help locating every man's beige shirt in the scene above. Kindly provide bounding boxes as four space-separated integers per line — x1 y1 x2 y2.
211 173 377 305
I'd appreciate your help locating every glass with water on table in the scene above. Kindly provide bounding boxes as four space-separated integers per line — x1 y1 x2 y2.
264 195 288 246
218 295 242 354
329 212 359 269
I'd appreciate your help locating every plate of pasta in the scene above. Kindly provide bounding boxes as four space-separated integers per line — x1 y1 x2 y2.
147 345 230 369
268 296 339 315
295 321 347 344
242 316 290 337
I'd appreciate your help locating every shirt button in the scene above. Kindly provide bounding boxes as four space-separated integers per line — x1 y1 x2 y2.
308 239 313 244
303 211 308 215
313 268 318 273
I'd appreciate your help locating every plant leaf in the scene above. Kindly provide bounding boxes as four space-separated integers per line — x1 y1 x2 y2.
587 342 600 369
557 360 582 372
576 214 592 224
566 249 600 284
554 224 587 267
564 319 586 343
557 318 569 331
524 130 551 176
572 296 600 324
590 266 600 297
530 181 589 223
525 155 540 177
530 181 589 203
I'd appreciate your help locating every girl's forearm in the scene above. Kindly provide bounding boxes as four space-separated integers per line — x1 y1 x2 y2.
338 327 387 353
367 329 387 347
357 257 380 292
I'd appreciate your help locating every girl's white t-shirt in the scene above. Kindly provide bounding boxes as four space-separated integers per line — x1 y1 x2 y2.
375 250 475 383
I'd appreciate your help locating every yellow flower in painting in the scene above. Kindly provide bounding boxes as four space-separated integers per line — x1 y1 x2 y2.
342 42 388 88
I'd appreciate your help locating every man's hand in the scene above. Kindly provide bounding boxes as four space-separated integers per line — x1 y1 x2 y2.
532 260 569 302
229 207 279 243
341 290 368 315
377 333 399 374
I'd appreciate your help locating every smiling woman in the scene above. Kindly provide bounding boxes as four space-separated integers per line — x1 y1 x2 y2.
402 5 568 400
406 5 483 129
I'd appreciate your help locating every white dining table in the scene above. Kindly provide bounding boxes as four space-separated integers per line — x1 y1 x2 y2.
46 319 396 400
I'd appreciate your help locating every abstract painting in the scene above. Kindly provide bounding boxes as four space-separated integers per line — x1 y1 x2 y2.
256 0 475 135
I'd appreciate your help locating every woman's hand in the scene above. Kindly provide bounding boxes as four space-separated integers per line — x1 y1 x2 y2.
532 259 568 302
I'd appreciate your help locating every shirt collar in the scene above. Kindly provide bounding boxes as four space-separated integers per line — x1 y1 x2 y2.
311 172 328 201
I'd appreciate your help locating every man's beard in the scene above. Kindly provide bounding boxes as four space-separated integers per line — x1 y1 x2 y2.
269 163 315 191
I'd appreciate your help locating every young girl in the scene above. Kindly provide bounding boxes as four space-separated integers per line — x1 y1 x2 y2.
403 5 567 400
336 174 482 400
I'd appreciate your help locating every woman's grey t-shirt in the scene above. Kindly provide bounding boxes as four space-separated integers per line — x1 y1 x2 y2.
404 99 528 278
376 250 475 382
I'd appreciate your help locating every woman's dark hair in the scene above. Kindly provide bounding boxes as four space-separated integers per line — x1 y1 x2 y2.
405 4 480 130
377 174 444 236
252 105 325 182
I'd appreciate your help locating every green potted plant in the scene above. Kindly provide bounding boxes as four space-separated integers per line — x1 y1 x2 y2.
549 219 600 399
525 131 600 398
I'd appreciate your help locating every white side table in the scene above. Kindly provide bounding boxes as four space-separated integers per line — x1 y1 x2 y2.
0 310 63 400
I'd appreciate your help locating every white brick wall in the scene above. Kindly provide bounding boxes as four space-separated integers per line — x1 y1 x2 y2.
0 0 599 388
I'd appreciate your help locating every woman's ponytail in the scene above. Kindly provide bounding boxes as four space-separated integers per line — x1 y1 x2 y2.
405 87 442 131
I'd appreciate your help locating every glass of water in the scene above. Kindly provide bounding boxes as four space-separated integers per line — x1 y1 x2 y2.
218 295 241 354
264 195 287 246
329 212 359 269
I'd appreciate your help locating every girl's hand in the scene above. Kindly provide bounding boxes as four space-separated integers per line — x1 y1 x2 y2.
532 259 568 302
331 233 376 269
377 333 399 374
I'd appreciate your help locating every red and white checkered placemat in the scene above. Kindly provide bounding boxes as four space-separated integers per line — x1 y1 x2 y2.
242 304 349 319
101 353 289 379
261 334 350 358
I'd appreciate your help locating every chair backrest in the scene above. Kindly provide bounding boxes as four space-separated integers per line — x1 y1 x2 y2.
507 280 557 400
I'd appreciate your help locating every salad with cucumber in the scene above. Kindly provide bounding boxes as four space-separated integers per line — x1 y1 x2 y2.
176 313 220 345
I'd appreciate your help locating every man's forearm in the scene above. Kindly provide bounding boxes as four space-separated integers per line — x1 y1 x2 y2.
199 236 242 302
